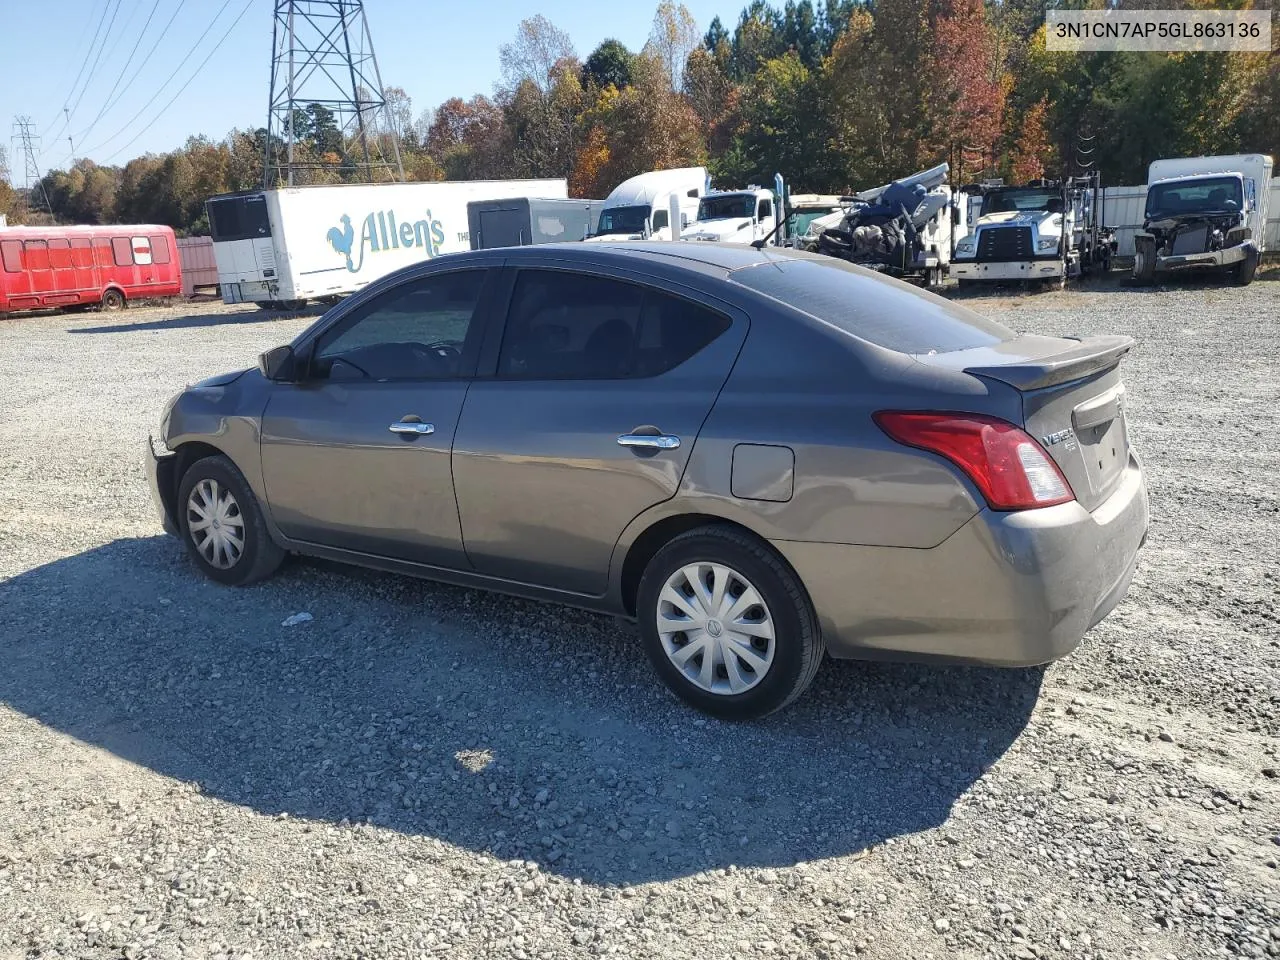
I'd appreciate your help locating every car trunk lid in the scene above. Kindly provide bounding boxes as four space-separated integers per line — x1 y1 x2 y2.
918 335 1135 512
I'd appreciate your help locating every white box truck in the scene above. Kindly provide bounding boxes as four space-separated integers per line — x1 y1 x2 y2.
207 179 567 308
1132 154 1272 286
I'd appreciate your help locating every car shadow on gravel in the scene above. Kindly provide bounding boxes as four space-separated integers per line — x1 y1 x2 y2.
1 537 1043 886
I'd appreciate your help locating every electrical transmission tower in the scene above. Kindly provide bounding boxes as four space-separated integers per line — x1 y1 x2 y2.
11 117 55 218
264 1 404 187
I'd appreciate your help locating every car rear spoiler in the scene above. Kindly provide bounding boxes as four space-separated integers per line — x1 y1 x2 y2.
963 335 1135 390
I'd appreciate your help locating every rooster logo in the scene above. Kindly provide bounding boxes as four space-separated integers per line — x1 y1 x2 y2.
327 214 355 271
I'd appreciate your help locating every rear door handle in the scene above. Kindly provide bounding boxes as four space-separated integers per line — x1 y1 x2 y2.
617 433 680 450
389 421 434 435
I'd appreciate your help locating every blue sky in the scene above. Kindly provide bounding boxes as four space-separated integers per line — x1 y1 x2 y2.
5 0 743 177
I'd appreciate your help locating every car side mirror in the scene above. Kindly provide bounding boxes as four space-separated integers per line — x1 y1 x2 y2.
258 344 297 381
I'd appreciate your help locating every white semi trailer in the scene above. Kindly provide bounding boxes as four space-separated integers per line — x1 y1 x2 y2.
207 178 567 308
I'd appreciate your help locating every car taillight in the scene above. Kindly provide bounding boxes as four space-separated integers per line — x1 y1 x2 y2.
873 411 1074 510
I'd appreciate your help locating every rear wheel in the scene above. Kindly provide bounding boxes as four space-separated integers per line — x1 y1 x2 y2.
637 525 823 719
101 289 126 311
177 455 285 586
1232 247 1259 286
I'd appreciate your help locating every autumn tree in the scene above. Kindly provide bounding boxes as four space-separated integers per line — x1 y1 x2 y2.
500 15 576 93
646 1 700 90
1009 98 1052 183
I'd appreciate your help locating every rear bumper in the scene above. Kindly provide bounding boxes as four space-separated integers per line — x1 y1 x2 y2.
952 259 1064 281
146 437 180 537
774 456 1149 667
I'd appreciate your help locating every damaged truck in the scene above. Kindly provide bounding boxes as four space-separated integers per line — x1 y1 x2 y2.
806 163 964 288
1132 154 1273 287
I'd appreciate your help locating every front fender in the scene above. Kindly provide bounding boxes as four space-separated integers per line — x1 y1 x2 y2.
165 370 279 539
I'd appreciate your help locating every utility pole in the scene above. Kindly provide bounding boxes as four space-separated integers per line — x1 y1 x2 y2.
11 116 55 219
264 0 405 187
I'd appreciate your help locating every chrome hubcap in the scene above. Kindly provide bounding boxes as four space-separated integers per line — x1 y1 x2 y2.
656 562 776 695
186 478 245 570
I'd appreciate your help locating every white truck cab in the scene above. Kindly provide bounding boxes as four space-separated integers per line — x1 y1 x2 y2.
586 167 707 242
950 181 1072 283
1133 154 1272 286
680 187 780 245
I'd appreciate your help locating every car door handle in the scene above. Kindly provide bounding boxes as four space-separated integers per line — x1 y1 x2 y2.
389 421 435 435
617 433 680 450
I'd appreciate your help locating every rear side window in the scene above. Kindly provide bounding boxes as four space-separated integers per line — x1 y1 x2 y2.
498 270 729 380
25 241 49 270
112 237 133 267
1 240 21 272
731 257 1014 354
150 235 171 264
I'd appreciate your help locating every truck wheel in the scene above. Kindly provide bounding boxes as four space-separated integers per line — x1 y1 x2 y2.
101 289 126 311
1133 240 1157 285
1232 247 1259 287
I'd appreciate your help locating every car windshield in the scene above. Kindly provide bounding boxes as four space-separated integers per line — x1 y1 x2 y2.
698 195 755 220
596 205 650 235
1146 176 1242 217
982 189 1060 216
731 257 1014 354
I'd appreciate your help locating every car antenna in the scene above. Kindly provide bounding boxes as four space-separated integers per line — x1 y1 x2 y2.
751 214 787 250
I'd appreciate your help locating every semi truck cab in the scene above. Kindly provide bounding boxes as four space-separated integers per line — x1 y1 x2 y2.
680 187 780 245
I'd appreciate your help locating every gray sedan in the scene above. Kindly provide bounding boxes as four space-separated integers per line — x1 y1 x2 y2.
147 243 1149 719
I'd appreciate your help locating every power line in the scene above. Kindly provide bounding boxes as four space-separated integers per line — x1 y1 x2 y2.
47 0 111 141
66 0 127 119
70 0 166 152
80 0 238 157
99 0 256 164
67 0 190 158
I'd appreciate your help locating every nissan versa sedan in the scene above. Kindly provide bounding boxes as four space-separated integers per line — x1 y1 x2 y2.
147 243 1149 719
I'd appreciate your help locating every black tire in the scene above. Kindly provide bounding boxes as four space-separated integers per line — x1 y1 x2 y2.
101 288 126 311
176 455 285 586
636 525 823 720
280 299 308 311
1133 239 1157 285
1232 247 1258 286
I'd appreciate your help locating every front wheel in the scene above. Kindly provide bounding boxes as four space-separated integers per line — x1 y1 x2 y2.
177 455 285 586
1232 247 1259 286
1133 240 1157 285
637 526 823 719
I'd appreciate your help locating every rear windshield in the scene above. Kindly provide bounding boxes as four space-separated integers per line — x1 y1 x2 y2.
730 257 1014 354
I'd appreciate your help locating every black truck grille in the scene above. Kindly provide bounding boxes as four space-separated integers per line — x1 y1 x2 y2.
977 226 1033 261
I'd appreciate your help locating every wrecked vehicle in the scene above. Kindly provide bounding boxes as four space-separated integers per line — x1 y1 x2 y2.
1133 154 1273 287
812 163 963 288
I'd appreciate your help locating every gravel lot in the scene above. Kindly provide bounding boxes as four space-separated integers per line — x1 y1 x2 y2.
1 275 1278 960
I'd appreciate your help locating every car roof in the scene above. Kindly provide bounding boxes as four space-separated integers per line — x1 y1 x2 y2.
495 241 804 275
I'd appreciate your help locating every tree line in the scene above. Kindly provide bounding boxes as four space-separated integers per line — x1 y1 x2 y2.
3 0 1276 234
